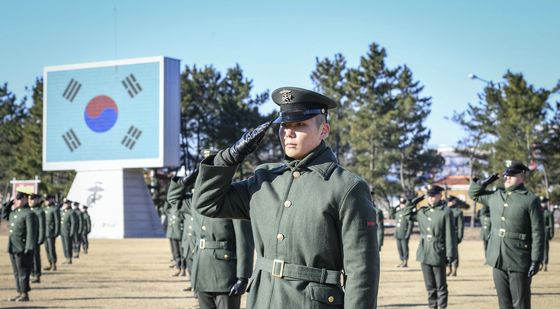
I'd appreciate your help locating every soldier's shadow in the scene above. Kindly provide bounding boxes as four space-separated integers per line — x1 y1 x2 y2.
379 304 428 308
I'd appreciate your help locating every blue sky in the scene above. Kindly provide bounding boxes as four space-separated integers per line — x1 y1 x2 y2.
2 0 559 146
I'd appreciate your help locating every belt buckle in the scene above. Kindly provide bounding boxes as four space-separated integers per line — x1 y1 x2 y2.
426 235 433 241
271 259 285 278
199 239 206 249
499 229 506 237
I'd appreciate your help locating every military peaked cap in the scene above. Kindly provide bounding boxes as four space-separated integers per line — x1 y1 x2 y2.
271 87 337 123
503 160 529 176
540 196 549 203
426 184 445 196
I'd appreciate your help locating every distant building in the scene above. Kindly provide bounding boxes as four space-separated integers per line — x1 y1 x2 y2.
434 145 470 179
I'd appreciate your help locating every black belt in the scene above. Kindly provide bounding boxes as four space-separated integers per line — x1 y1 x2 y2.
198 239 229 249
497 229 527 240
255 257 342 285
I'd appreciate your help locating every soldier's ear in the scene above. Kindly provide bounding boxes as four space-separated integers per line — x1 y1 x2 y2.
320 122 330 139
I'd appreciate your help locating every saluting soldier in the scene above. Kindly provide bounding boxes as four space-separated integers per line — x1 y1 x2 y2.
29 193 45 283
540 196 554 271
446 196 463 277
80 205 92 254
469 160 545 309
164 200 187 277
71 201 83 258
403 186 456 309
43 194 60 271
1 188 38 302
60 199 78 264
477 202 492 256
192 87 380 308
395 197 417 268
169 170 254 309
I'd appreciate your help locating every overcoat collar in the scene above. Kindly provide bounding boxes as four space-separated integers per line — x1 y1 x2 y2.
276 141 338 180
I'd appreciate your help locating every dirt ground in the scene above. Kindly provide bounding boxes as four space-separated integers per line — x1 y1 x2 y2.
0 228 558 308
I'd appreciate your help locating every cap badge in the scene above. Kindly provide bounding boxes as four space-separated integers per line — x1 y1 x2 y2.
280 89 294 103
505 160 512 167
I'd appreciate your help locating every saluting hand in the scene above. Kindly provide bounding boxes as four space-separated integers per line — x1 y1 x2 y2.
228 278 249 296
479 173 499 187
411 195 425 205
177 169 199 189
219 120 274 166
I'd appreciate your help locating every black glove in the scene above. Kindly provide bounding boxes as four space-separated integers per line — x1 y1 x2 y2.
228 278 249 296
528 261 540 277
446 257 454 265
221 120 274 166
411 195 425 205
479 173 499 187
177 169 199 189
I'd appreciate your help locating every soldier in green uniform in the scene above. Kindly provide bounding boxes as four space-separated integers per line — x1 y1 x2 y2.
71 201 83 258
80 205 92 254
60 199 78 264
395 197 419 268
403 186 456 309
164 200 187 277
169 171 254 309
477 202 492 256
192 87 379 309
29 193 45 283
179 194 197 292
43 194 60 271
446 196 463 277
1 188 38 302
469 160 545 309
540 196 554 271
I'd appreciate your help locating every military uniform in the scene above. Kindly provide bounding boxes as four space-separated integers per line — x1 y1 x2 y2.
191 87 379 309
179 199 197 286
403 187 456 309
29 196 46 282
60 202 78 264
541 197 554 271
394 200 414 267
469 161 545 309
164 200 186 276
43 197 60 270
447 197 463 276
477 203 492 255
375 206 384 252
81 208 92 254
1 191 38 302
169 177 254 309
72 203 83 258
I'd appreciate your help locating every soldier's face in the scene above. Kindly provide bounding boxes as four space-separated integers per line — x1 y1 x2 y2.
14 195 27 208
504 173 524 188
427 193 441 205
279 116 330 160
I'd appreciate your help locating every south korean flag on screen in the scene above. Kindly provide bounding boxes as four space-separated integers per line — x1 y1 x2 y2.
45 60 161 164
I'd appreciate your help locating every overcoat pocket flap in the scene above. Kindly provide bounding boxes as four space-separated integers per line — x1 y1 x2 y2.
309 285 344 305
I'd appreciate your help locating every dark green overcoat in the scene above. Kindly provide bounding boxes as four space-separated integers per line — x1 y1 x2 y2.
404 201 457 266
469 182 545 272
60 208 78 237
3 204 38 254
31 205 46 244
448 206 464 243
544 209 554 240
164 201 183 241
81 212 91 235
43 204 60 238
394 207 413 240
167 178 254 293
192 142 379 309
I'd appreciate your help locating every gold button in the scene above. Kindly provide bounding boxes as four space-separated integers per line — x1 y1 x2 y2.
11 223 14 226
191 217 194 221
293 171 301 178
508 192 512 195
276 233 285 240
427 227 431 231
202 225 206 231
501 217 505 221
14 215 17 218
172 215 176 219
430 209 434 212
188 225 192 229
504 203 509 207
428 217 432 221
188 233 192 236
224 254 229 260
328 296 335 303
284 200 292 208
9 230 13 233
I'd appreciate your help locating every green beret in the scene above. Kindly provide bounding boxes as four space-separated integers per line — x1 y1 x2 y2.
271 87 337 123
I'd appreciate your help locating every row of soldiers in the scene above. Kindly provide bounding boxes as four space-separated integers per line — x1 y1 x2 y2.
1 189 92 302
156 87 556 309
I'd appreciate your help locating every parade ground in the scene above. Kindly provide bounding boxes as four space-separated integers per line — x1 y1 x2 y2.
0 230 558 308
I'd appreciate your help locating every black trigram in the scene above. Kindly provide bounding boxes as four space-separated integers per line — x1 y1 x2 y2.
121 126 142 150
122 74 142 98
62 79 81 102
62 129 81 152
